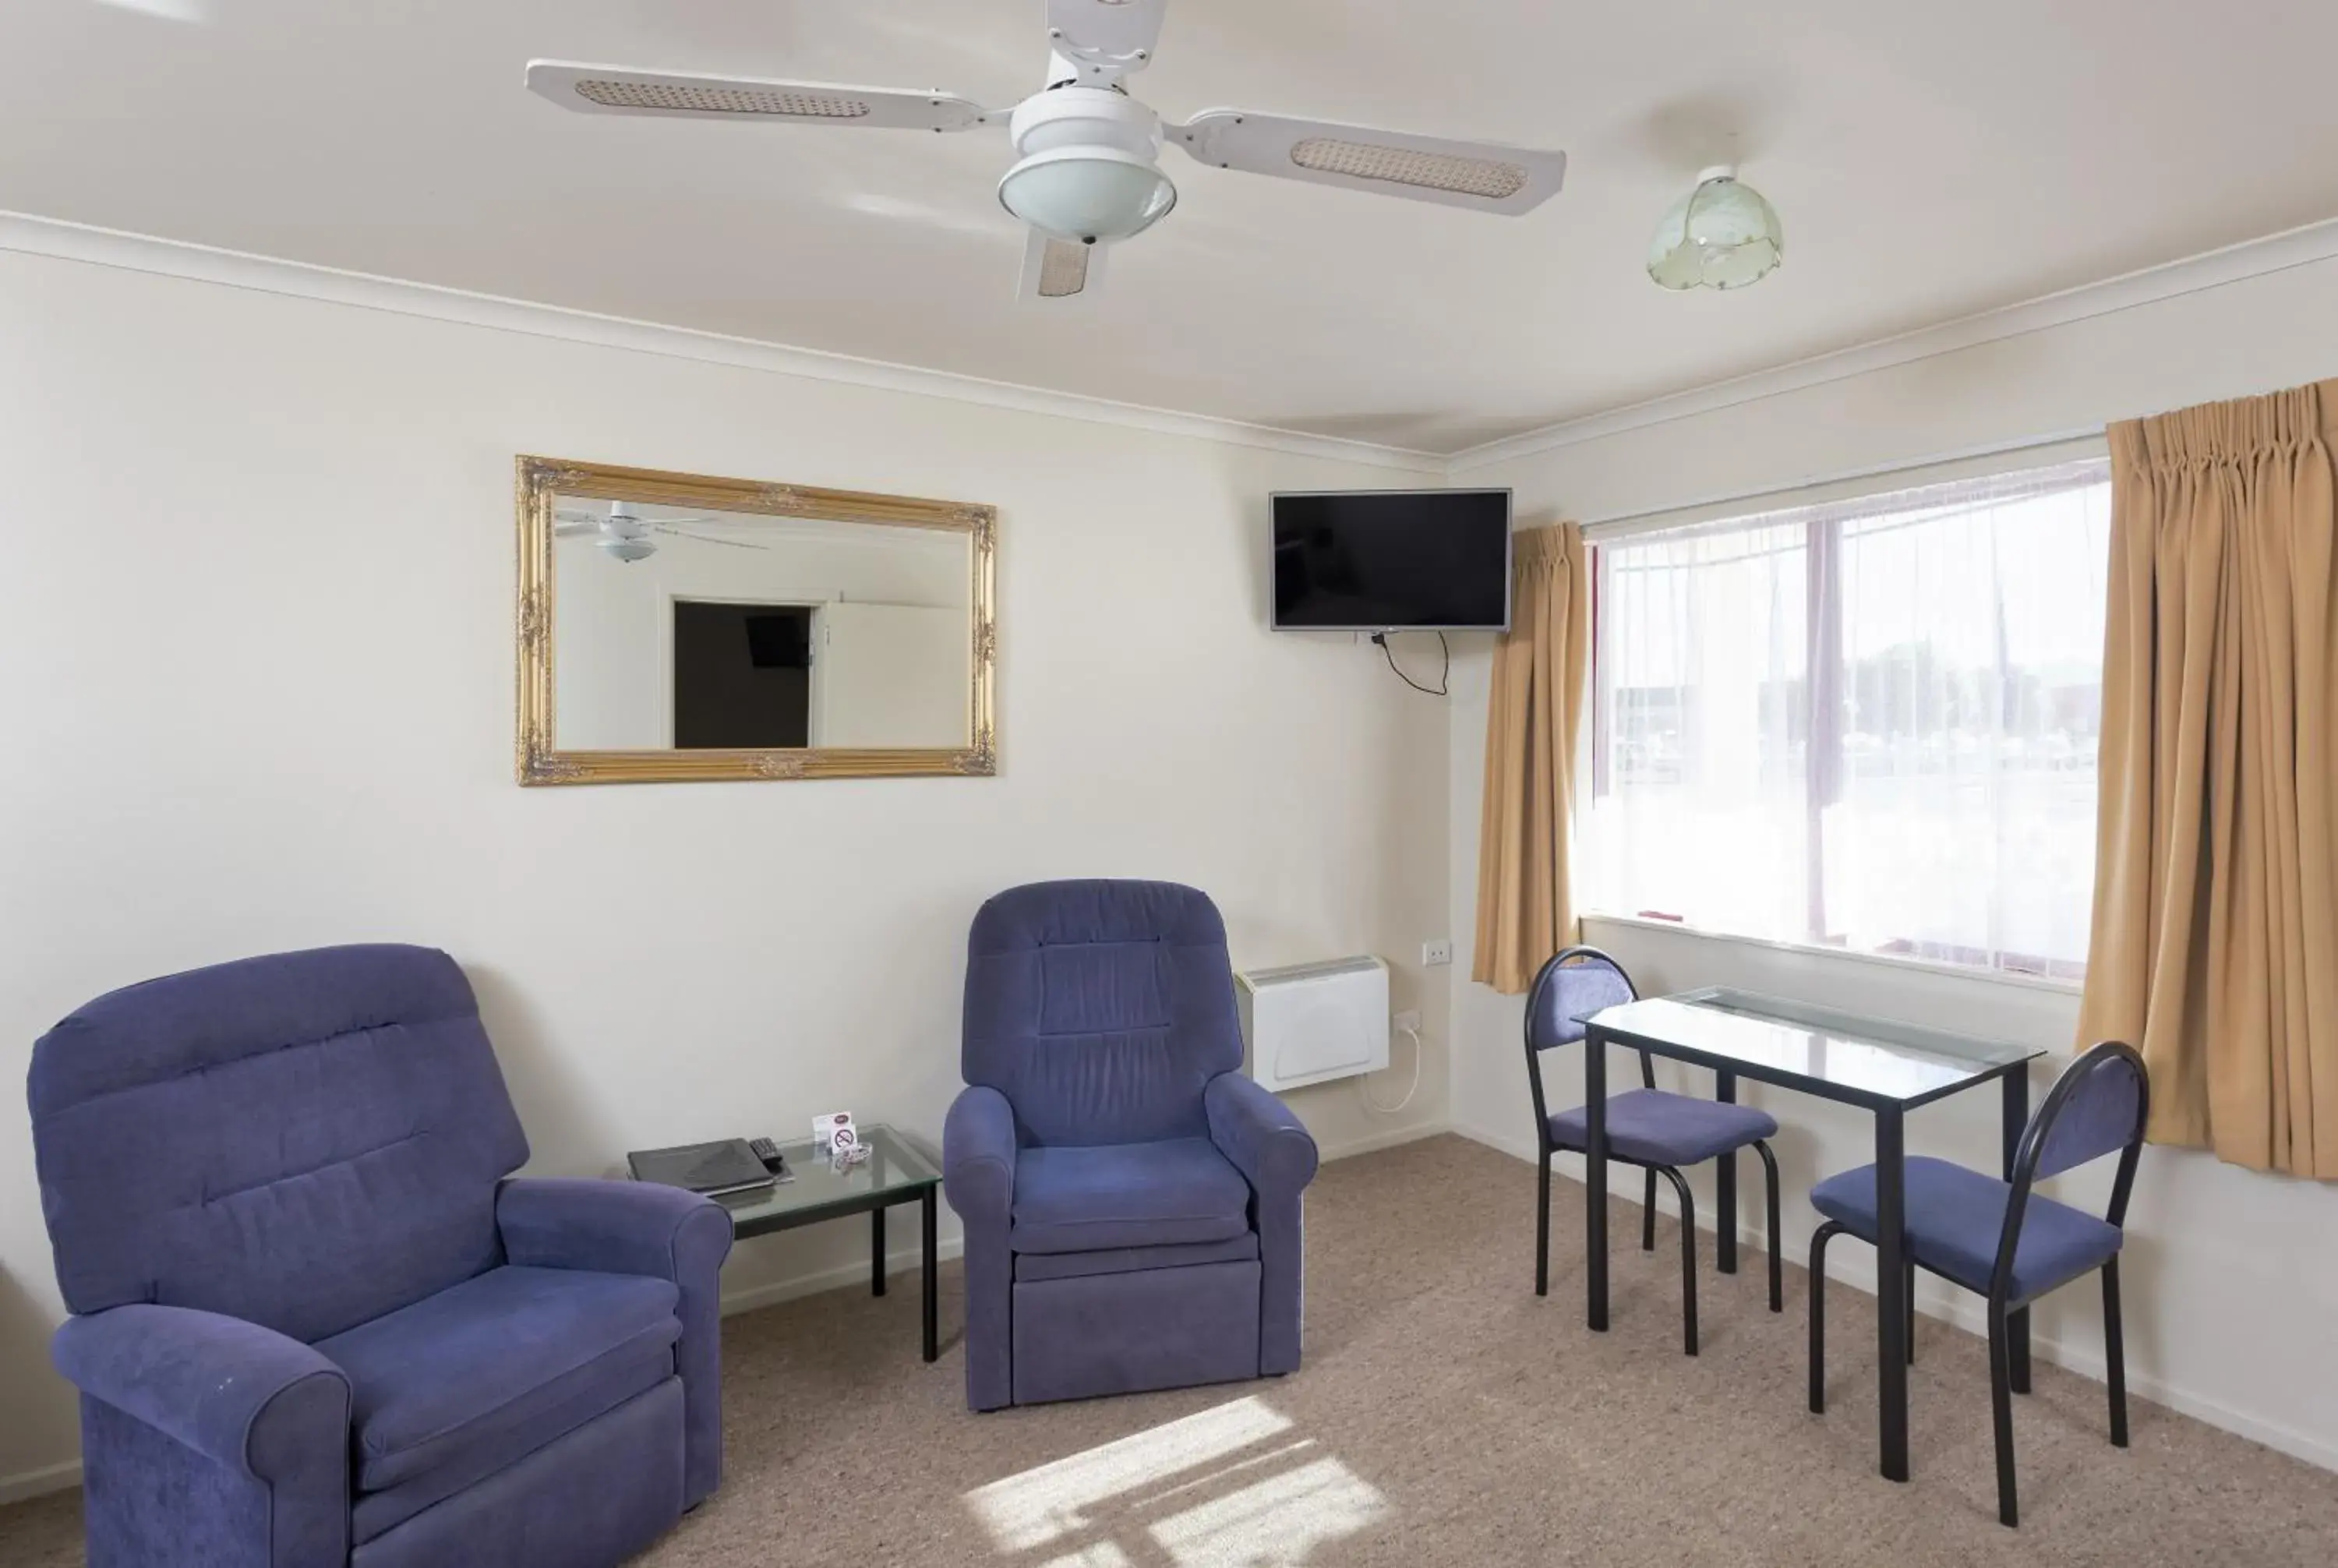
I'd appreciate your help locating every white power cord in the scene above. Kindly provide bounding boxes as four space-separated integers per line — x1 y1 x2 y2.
1359 1021 1424 1115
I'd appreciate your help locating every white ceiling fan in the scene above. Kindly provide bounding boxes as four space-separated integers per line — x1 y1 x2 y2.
554 501 770 563
525 0 1566 302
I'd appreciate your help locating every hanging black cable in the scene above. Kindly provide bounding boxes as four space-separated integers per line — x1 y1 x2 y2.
1371 630 1450 697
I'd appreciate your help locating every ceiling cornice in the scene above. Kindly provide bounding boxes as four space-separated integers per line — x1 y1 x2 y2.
8 209 2336 479
0 210 1446 475
1446 214 2338 475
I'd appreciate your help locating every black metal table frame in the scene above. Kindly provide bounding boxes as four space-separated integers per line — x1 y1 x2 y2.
1581 1015 2032 1483
731 1179 940 1363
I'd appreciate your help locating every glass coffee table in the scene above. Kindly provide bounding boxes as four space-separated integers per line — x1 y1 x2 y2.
701 1125 943 1362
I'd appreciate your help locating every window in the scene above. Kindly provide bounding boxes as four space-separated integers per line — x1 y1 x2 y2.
1581 457 2112 981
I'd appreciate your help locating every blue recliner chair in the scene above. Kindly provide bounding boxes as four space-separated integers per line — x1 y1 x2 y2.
27 945 732 1568
943 880 1319 1411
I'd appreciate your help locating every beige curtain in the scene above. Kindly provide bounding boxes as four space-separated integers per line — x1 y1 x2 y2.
1473 523 1591 994
2078 378 2338 1177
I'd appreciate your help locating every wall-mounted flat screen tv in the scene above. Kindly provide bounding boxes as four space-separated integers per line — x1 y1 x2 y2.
1271 489 1513 631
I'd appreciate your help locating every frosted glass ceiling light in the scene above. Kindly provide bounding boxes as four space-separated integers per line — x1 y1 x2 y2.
998 146 1177 245
1648 165 1782 291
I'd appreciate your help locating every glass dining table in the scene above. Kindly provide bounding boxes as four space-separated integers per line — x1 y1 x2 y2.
1577 987 2045 1483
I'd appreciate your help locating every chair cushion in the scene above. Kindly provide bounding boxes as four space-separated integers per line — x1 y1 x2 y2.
316 1265 680 1494
1810 1155 2124 1301
1014 1233 1259 1283
1547 1089 1778 1167
1009 1138 1253 1254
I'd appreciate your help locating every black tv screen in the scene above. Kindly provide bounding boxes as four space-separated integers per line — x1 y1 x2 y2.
1271 489 1513 630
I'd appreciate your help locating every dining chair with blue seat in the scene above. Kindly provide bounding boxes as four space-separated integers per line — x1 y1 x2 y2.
1807 1039 2148 1527
1526 946 1783 1354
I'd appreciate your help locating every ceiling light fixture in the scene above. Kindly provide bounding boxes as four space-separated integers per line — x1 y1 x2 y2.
996 84 1178 245
999 146 1177 244
1648 165 1782 291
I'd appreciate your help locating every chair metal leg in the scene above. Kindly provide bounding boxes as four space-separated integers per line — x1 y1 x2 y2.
1906 1262 1917 1365
1535 1152 1552 1298
1753 1140 1782 1312
2103 1259 2129 1448
1658 1166 1697 1356
1642 1167 1658 1252
1988 1299 2020 1527
1809 1220 1842 1414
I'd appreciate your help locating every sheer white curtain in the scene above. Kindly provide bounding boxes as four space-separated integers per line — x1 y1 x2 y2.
1581 460 2111 979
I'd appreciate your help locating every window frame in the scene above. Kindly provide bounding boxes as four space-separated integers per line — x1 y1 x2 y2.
1574 441 2111 991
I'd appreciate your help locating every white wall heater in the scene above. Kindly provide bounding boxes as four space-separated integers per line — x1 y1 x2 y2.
1234 955 1390 1093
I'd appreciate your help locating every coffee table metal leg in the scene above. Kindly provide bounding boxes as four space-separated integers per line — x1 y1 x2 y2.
871 1206 886 1297
922 1188 938 1363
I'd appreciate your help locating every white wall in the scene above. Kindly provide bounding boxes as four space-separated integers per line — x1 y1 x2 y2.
0 249 1454 1496
1445 251 2338 1470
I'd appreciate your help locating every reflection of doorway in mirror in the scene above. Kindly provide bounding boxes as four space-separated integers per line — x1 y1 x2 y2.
672 600 814 749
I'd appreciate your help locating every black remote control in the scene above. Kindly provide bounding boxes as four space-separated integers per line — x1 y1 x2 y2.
748 1137 786 1171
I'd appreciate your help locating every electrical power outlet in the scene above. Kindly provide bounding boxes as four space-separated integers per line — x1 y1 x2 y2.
1393 1009 1422 1033
1422 939 1453 967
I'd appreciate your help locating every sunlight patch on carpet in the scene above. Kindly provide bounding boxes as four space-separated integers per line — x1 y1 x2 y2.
967 1396 1389 1565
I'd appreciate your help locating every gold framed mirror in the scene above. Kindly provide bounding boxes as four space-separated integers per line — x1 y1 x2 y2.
515 456 996 785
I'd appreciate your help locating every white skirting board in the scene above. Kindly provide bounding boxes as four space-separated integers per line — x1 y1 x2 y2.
0 1120 1450 1506
0 1460 81 1509
1450 1120 2338 1475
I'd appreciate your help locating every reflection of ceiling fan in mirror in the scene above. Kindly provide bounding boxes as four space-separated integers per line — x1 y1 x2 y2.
553 501 771 563
524 0 1566 302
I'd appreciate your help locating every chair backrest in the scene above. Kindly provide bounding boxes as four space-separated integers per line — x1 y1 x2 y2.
1520 947 1641 1132
1524 947 1637 1054
29 944 529 1344
1992 1040 2150 1294
962 880 1241 1148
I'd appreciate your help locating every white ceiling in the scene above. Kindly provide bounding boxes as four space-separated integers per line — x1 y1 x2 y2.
8 0 2337 453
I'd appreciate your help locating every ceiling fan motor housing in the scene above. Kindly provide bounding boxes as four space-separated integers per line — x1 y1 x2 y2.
1008 86 1161 161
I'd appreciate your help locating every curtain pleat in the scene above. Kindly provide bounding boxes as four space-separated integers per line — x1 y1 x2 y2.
2078 378 2338 1176
1472 524 1590 994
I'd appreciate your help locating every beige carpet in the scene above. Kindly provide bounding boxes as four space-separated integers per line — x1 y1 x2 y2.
5 1135 2336 1566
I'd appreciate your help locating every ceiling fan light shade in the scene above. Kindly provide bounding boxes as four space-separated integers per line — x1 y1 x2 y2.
998 147 1176 243
1648 167 1783 291
598 537 657 563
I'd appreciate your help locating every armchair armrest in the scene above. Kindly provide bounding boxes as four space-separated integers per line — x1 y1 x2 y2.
497 1175 733 1282
1205 1072 1319 1199
943 1085 1018 1225
944 1085 1018 1411
497 1175 733 1507
1204 1073 1318 1378
51 1304 348 1482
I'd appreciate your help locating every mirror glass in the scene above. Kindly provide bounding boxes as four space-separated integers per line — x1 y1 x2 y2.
552 497 974 751
515 457 995 785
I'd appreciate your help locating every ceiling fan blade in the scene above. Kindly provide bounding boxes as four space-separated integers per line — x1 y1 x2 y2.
1046 0 1167 85
553 522 600 537
653 525 769 550
524 61 996 131
1170 110 1566 216
1018 228 1107 302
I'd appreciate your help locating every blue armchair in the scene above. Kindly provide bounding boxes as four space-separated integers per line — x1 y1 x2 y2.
28 945 732 1568
944 880 1319 1411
